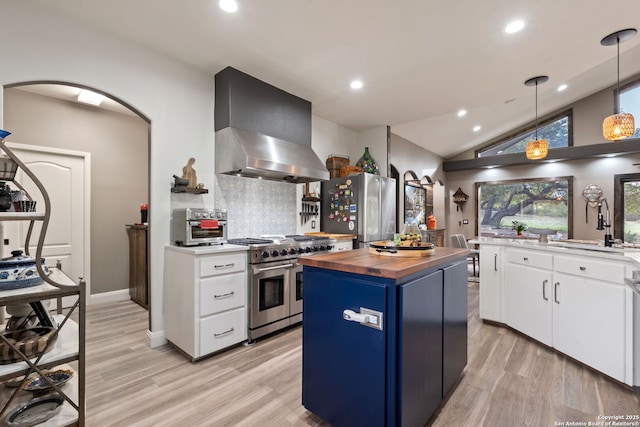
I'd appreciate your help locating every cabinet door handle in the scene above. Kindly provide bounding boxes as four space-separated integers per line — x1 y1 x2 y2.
554 282 560 304
523 257 529 261
579 266 586 271
214 263 235 269
214 291 235 299
214 327 234 337
494 253 498 271
542 279 548 301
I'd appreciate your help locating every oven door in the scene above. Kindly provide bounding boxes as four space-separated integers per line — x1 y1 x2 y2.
250 261 293 329
290 260 303 319
186 220 228 245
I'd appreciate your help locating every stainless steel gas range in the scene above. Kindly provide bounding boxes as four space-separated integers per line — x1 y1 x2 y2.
227 235 335 341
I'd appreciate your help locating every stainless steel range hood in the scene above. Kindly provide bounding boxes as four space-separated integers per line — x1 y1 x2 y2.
215 67 329 183
215 127 329 183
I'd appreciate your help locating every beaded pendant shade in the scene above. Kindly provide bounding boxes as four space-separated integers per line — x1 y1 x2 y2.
524 76 549 160
601 28 637 141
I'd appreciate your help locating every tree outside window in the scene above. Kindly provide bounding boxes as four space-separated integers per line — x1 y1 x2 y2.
476 177 573 239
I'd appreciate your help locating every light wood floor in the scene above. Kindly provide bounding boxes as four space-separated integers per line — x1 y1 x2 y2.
82 282 639 427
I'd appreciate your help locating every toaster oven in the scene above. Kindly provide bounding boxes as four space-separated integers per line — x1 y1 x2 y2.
171 208 228 246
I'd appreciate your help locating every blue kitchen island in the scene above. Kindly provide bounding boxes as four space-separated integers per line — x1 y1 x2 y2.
298 246 469 427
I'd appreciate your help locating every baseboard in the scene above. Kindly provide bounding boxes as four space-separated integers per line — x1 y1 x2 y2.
147 329 167 348
89 289 130 306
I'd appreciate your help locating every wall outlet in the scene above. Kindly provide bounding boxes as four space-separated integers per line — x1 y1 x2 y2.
3 239 8 245
463 219 469 224
311 220 316 229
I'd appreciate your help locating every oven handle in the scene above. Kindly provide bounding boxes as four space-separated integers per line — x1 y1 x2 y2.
255 263 295 273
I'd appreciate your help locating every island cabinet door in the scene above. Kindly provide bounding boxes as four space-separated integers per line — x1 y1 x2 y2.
442 259 468 398
399 269 443 427
302 268 389 427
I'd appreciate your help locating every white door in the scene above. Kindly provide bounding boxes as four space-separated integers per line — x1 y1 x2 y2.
3 143 90 304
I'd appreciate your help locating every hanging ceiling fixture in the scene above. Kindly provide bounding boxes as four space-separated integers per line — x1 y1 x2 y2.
524 75 549 160
601 28 637 141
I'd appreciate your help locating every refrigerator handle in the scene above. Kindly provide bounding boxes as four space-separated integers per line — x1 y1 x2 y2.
343 308 383 330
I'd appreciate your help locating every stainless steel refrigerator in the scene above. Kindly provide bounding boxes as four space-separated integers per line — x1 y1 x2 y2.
321 172 396 247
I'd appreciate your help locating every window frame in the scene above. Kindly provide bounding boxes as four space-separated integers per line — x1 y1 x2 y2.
618 78 640 140
474 176 574 239
613 172 640 242
475 109 573 158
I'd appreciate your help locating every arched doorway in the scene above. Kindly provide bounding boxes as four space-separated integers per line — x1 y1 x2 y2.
2 82 150 321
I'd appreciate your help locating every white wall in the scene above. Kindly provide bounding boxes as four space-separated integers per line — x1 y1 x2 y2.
1 2 215 346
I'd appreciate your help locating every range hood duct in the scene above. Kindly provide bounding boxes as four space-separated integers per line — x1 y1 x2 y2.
215 67 329 183
215 126 329 183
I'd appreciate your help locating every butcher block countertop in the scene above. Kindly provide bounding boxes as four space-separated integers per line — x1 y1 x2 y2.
298 247 469 279
304 232 355 241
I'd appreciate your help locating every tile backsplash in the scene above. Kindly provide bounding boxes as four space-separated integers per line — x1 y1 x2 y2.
214 174 297 238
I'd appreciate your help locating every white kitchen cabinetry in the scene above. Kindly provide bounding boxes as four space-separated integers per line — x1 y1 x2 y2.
478 240 636 385
552 256 627 381
478 246 503 322
165 246 248 361
505 249 553 346
330 240 353 252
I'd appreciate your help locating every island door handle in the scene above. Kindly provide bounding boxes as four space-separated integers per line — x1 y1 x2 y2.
494 254 498 271
542 279 548 301
554 282 560 304
523 257 529 261
579 266 586 271
343 308 383 331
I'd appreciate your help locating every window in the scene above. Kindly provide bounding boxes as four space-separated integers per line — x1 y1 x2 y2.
619 81 640 139
475 177 573 239
614 173 640 243
477 111 572 157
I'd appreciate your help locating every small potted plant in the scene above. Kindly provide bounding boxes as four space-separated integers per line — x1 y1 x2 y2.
512 221 528 236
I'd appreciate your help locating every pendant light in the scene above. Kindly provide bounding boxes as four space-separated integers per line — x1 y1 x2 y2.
524 76 549 160
601 28 637 141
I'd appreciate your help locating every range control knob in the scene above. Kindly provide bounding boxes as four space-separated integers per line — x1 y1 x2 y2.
326 245 333 251
280 249 288 256
297 248 305 254
319 245 326 251
261 251 270 259
305 247 312 253
289 248 297 255
271 250 279 258
312 246 319 252
202 212 209 218
194 212 201 218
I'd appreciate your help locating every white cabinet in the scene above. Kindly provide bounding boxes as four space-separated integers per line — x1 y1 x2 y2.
505 264 553 346
165 246 248 360
330 240 353 252
479 246 502 322
552 271 626 381
492 246 631 383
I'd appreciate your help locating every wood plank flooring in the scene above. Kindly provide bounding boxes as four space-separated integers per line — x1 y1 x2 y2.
79 282 639 426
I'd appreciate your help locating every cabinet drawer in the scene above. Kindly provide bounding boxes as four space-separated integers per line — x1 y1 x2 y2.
199 308 247 355
554 255 626 283
200 252 246 277
505 248 553 270
200 272 246 316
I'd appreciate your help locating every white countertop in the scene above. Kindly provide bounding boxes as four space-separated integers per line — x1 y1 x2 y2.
164 243 249 255
470 236 640 294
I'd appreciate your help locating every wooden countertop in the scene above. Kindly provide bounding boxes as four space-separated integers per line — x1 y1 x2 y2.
298 247 469 279
304 232 356 241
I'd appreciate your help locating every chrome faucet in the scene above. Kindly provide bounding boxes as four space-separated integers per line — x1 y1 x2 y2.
596 197 613 247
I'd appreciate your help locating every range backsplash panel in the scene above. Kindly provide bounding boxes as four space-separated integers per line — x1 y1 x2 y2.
214 174 296 238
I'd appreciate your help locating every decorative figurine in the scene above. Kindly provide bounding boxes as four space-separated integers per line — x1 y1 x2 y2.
182 157 197 188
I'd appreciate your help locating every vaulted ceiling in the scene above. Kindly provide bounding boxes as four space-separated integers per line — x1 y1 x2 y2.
29 0 640 158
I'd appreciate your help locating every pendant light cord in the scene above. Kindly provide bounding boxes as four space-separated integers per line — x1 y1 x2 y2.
535 81 539 140
616 35 621 114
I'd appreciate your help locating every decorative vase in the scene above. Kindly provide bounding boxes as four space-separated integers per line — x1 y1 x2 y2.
355 147 379 175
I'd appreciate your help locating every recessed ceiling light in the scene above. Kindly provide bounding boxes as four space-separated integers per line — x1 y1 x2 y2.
557 84 568 92
505 20 525 34
457 109 467 117
77 89 104 106
350 80 363 90
219 0 238 13
473 125 482 132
